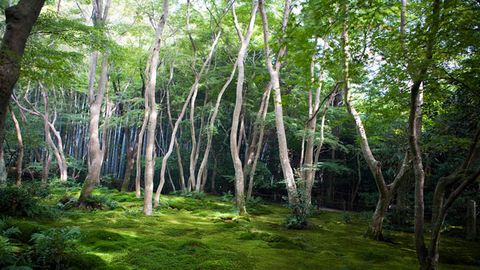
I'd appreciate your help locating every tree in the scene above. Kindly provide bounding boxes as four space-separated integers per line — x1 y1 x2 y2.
229 0 258 215
79 0 111 205
0 0 45 163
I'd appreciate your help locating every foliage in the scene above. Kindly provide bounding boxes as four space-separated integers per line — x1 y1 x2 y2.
0 186 43 218
30 227 81 270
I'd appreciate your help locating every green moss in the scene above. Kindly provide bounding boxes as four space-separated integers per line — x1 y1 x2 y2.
6 187 477 270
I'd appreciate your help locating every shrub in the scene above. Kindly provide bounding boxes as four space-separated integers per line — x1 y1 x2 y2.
30 227 81 269
0 236 18 267
220 191 234 202
246 196 263 208
0 186 42 217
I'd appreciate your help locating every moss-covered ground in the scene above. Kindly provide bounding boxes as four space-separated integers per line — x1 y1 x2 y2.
12 187 480 270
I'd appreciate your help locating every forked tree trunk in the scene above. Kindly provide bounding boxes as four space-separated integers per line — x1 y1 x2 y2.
196 60 237 193
230 0 258 215
79 0 111 204
143 0 168 215
165 67 186 191
80 55 109 204
341 2 408 240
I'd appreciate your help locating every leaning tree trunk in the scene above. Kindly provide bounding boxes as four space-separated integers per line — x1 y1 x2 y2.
153 30 222 207
0 0 45 154
259 0 300 212
341 2 409 240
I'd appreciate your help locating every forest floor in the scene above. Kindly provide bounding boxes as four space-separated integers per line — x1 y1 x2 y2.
10 186 480 270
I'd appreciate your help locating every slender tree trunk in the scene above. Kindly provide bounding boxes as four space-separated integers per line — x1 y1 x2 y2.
341 2 409 240
166 80 186 191
408 0 441 267
79 0 111 204
230 0 258 215
10 109 23 186
135 104 149 198
196 59 237 193
143 0 168 215
0 0 45 155
0 146 6 184
259 0 301 213
246 84 271 199
153 30 222 207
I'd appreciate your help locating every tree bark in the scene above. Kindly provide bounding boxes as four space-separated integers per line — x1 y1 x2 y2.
230 0 258 215
10 109 23 186
0 0 45 155
342 2 409 240
259 0 301 212
79 54 109 204
153 30 222 207
143 0 168 215
10 108 23 186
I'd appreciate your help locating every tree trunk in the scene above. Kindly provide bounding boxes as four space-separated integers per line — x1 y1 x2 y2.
196 58 237 193
0 0 45 154
230 1 258 215
259 0 300 212
342 3 409 240
154 30 222 207
166 82 186 191
79 54 109 204
143 0 168 215
79 0 111 204
121 127 135 192
246 84 271 199
10 109 23 186
0 146 6 184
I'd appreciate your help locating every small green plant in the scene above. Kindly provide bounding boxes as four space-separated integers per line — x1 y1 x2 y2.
0 235 18 267
30 227 81 270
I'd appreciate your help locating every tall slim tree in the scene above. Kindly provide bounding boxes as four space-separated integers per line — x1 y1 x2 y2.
229 0 258 215
79 0 111 204
143 0 169 216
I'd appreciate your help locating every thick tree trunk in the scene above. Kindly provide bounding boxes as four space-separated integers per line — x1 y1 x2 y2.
79 55 109 204
0 0 45 154
10 109 23 186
